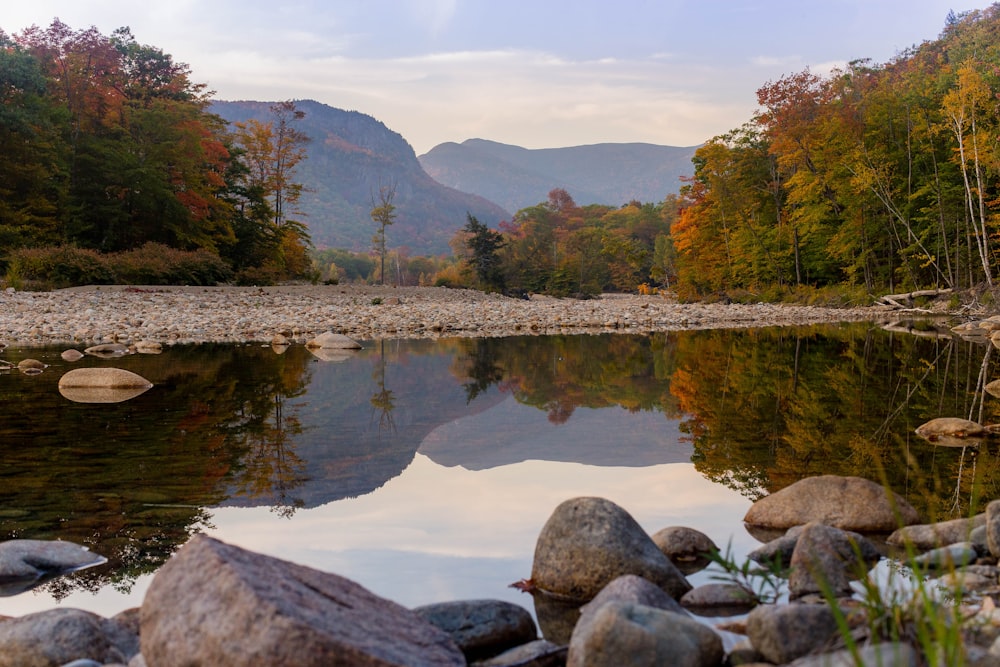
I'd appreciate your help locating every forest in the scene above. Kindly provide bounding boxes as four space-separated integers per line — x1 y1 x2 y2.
0 20 312 286
7 8 1000 302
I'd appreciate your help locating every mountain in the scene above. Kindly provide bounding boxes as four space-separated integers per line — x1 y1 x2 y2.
418 138 699 213
210 100 510 255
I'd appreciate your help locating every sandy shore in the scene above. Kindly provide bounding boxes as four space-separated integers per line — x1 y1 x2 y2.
0 284 898 346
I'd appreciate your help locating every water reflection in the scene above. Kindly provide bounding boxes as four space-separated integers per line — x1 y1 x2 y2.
0 324 998 615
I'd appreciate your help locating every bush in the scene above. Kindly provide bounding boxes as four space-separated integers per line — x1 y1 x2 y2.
5 246 115 289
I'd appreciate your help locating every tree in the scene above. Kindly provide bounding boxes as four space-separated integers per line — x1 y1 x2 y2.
463 213 506 291
370 180 397 285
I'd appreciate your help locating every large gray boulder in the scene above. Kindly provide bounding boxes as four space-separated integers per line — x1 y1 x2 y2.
141 534 464 667
887 514 986 550
413 599 536 662
743 475 919 532
566 601 722 667
788 522 880 599
746 603 839 664
0 608 139 667
531 497 691 601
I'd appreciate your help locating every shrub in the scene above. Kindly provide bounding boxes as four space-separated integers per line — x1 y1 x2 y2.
5 246 115 289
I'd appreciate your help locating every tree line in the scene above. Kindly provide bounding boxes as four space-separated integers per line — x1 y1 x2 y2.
671 6 1000 301
0 20 312 286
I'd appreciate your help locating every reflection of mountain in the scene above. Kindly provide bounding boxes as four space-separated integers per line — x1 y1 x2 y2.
419 395 692 470
219 341 506 509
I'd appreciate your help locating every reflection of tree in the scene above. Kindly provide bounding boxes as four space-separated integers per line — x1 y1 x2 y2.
370 339 396 435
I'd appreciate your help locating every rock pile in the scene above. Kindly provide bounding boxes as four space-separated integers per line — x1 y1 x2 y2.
0 285 889 346
8 474 1000 665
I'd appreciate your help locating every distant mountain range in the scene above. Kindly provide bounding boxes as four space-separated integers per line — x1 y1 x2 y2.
418 139 699 213
212 100 698 255
211 100 508 255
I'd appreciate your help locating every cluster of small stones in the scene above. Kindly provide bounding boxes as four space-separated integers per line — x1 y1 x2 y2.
0 285 891 346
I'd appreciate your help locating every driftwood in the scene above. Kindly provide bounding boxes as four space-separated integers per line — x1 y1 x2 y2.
876 288 953 310
882 321 955 340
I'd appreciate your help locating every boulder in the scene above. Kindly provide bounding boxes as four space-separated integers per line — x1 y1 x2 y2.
788 642 917 667
17 358 44 371
988 499 1000 559
141 534 464 666
413 599 536 662
134 341 162 354
579 575 687 621
472 639 565 667
915 417 986 444
787 522 880 599
650 526 717 573
743 475 920 532
746 603 839 664
887 514 986 549
58 368 153 404
680 583 757 615
566 601 723 667
531 497 691 601
0 539 107 595
305 331 362 350
0 608 138 667
84 343 131 357
61 349 85 362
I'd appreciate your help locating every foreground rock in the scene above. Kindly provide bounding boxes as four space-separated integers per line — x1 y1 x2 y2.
530 497 691 601
413 599 537 662
141 534 464 666
743 475 920 531
0 608 138 666
57 367 153 404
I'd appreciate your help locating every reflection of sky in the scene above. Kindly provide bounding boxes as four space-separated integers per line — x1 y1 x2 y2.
2 453 755 618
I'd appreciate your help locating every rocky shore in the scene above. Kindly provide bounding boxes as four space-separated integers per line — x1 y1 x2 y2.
0 284 893 346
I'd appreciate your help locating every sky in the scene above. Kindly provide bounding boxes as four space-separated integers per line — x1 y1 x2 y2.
2 1 990 154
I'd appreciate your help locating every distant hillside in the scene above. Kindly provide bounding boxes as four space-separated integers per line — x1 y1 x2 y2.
418 139 699 213
211 100 510 255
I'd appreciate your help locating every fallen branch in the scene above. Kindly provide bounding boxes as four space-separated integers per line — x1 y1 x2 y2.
876 288 953 309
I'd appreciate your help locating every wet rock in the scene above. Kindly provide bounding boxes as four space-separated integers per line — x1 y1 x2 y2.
61 349 85 362
58 368 153 404
680 582 757 615
790 642 918 666
531 497 691 602
788 522 880 599
471 639 565 667
915 417 987 440
17 358 45 371
746 603 839 664
413 599 537 662
748 528 803 568
912 542 979 569
84 343 131 357
134 341 162 354
650 526 717 573
270 333 289 346
578 574 687 622
531 593 580 646
988 500 1000 559
743 475 920 532
305 331 362 349
888 514 986 549
141 534 464 666
0 608 139 666
566 601 723 667
0 539 107 595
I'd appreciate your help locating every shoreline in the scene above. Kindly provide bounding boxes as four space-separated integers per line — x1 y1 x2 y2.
1 284 900 347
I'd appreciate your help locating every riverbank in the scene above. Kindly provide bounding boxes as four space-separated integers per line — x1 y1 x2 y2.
0 284 898 346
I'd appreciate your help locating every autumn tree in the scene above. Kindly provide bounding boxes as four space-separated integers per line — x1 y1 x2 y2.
370 180 397 285
463 214 506 291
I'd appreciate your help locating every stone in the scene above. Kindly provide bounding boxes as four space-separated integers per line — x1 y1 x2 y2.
650 526 717 573
471 639 565 667
911 542 979 569
788 642 918 666
0 539 107 595
915 417 986 442
748 529 802 568
743 475 920 532
988 500 1000 559
84 343 131 357
58 368 153 404
680 582 757 615
0 608 139 667
746 603 840 665
16 358 44 370
61 349 85 362
530 497 691 601
134 341 162 354
567 601 723 667
413 599 537 662
578 574 687 621
271 333 290 346
141 534 464 666
887 514 986 549
305 331 362 350
788 522 880 600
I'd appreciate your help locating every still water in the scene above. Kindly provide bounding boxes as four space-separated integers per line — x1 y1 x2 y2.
0 323 996 621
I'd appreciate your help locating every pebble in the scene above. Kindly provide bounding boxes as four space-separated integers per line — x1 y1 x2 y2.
0 285 891 346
